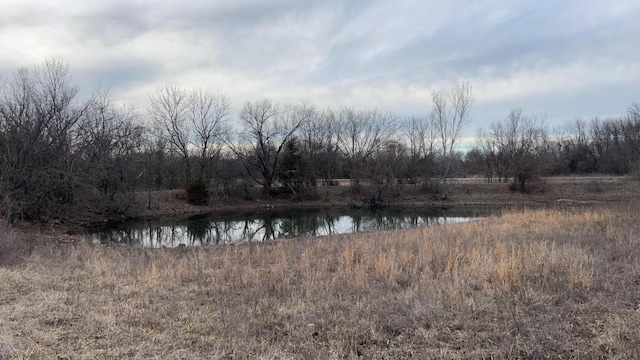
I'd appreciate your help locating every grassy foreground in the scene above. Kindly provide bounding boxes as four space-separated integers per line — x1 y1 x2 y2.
1 204 640 359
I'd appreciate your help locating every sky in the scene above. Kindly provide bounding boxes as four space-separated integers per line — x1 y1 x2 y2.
1 0 639 136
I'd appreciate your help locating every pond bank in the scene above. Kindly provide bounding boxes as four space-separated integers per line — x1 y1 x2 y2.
123 177 638 222
15 176 640 241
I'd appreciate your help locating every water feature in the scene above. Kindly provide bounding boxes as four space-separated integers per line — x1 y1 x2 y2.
88 206 491 248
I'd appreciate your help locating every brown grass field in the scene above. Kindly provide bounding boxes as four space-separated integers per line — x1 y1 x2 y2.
1 179 639 359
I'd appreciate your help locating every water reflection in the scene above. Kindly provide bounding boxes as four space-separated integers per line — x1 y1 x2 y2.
89 207 487 248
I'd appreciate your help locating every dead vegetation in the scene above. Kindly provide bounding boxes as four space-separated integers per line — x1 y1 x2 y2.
1 201 640 359
128 176 637 220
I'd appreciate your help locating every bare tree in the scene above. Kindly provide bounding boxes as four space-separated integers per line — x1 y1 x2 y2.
476 128 503 182
78 86 143 210
230 99 311 192
625 103 640 162
148 85 231 185
402 115 435 185
148 84 191 183
187 90 231 181
629 102 640 121
588 116 638 174
559 119 597 174
369 140 406 201
430 81 474 198
299 108 343 190
337 108 397 189
0 58 147 222
0 58 90 221
489 108 547 191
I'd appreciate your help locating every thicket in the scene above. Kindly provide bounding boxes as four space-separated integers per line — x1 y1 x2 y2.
185 178 209 205
0 59 638 223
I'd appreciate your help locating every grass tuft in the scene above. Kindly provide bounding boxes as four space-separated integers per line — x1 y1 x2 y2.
1 204 640 358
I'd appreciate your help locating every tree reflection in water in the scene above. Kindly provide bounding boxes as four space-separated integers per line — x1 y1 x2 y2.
89 207 489 248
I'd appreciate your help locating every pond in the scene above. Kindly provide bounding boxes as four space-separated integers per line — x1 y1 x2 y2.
88 206 492 248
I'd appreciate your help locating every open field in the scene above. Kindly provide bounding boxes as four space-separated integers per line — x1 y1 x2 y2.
1 191 640 358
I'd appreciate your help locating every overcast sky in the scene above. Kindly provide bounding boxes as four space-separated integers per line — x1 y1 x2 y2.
1 0 639 135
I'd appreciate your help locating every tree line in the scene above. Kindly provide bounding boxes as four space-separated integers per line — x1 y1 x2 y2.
0 59 637 223
474 105 640 190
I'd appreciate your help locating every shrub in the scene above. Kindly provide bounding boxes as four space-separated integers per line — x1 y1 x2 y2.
509 179 547 193
185 178 209 205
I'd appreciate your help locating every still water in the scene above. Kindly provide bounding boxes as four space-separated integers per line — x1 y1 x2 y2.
88 207 489 248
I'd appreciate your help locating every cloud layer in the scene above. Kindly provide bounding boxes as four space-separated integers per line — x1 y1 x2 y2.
1 0 638 132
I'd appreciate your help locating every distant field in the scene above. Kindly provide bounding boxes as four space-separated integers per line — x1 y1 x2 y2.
445 175 627 184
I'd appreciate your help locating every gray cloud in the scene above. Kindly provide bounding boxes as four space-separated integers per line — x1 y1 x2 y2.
1 0 638 133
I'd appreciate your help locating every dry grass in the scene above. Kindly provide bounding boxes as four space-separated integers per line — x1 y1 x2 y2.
1 203 640 359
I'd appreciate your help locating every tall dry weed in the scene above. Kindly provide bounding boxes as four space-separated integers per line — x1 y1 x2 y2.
0 229 33 267
3 205 638 358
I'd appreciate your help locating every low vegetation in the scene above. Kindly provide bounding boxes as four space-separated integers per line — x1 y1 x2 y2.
1 202 639 359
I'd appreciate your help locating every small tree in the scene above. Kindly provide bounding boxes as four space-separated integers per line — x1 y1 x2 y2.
277 137 309 196
186 178 209 205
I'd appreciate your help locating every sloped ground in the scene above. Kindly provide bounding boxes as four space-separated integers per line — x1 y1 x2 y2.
1 197 639 359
